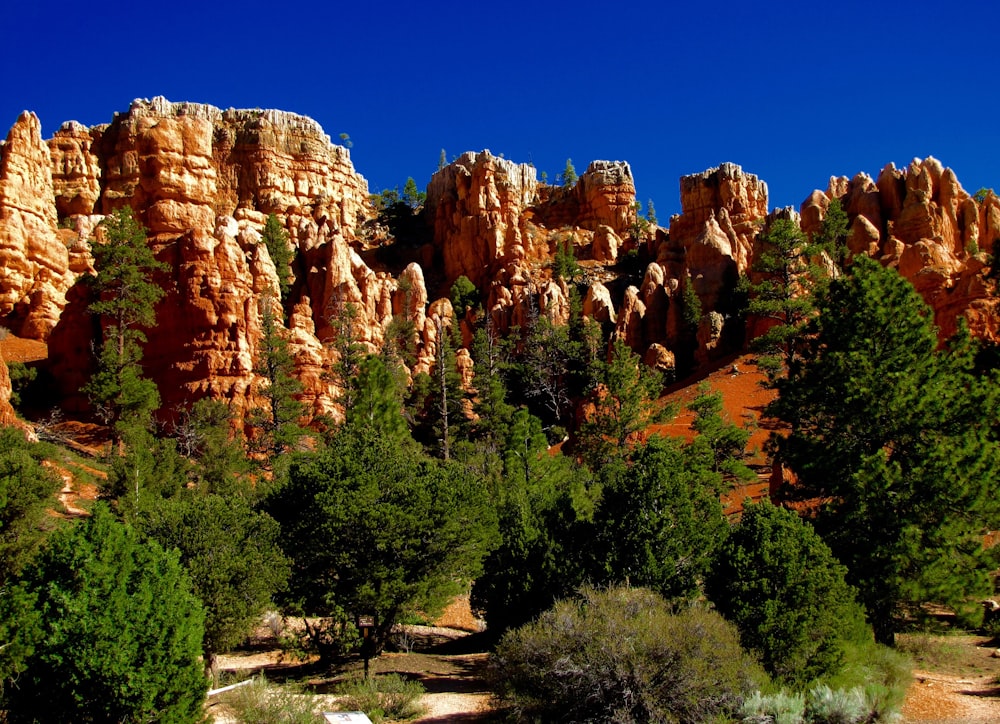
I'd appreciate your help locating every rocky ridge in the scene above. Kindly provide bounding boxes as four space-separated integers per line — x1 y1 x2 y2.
0 98 997 429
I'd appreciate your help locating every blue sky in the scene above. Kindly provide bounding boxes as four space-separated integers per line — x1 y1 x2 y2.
4 0 998 219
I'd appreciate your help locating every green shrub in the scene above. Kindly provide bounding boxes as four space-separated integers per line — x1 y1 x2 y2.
823 638 911 714
740 689 805 724
449 275 480 315
219 675 323 723
803 685 867 724
706 502 871 686
740 684 902 724
335 673 426 723
489 586 766 723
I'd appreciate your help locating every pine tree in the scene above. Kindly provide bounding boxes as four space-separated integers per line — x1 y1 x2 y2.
769 256 1000 643
814 197 850 266
746 217 827 378
250 292 305 460
706 502 870 685
576 339 667 468
261 214 293 303
3 505 207 722
267 428 497 656
562 158 577 188
83 207 166 451
138 492 289 662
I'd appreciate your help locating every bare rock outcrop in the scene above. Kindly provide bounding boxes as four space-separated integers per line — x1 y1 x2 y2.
804 156 1000 342
0 345 14 427
575 161 637 234
0 112 73 339
426 150 538 287
670 162 769 275
44 98 377 420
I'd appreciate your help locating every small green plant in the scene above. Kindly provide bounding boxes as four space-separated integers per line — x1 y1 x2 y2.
219 676 323 724
803 684 868 724
740 689 805 724
562 158 577 188
449 275 480 315
550 237 582 281
6 360 37 409
335 673 426 723
966 237 980 256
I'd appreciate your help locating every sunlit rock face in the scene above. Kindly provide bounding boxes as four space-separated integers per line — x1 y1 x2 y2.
802 156 1000 343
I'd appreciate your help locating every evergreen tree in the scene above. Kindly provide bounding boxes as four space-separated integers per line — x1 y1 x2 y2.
327 300 368 413
576 339 667 468
471 409 595 634
83 207 166 451
261 214 293 303
590 435 728 602
345 354 411 444
3 505 206 722
173 398 251 498
516 309 577 425
249 293 305 460
138 492 290 662
401 176 426 209
814 197 850 266
267 428 497 656
706 502 870 686
686 383 755 481
562 158 577 188
0 428 61 583
646 198 658 226
438 149 447 172
747 217 827 378
466 322 517 479
769 256 1000 643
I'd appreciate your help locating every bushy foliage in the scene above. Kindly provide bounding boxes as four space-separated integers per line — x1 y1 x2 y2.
740 684 902 724
219 675 322 723
0 427 61 583
267 427 497 655
2 505 207 722
335 673 426 723
472 409 595 634
591 436 728 602
706 502 870 686
138 492 290 658
489 586 766 723
449 274 480 315
769 256 1000 642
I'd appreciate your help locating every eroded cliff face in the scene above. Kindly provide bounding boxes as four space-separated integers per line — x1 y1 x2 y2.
45 97 379 421
803 156 1000 342
0 112 74 339
1 97 998 430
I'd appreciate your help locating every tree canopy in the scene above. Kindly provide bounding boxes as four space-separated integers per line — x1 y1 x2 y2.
769 256 1000 642
706 502 870 686
83 206 166 447
2 505 206 722
267 428 497 654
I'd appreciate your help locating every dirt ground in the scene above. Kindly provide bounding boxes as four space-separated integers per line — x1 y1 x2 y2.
211 614 1000 723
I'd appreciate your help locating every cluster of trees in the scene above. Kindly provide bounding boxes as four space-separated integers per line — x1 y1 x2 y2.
3 201 1000 720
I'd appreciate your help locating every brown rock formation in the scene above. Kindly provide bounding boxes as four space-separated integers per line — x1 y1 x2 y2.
44 97 376 420
49 121 102 217
669 162 769 275
0 112 73 339
575 161 637 234
426 151 539 288
0 343 14 427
